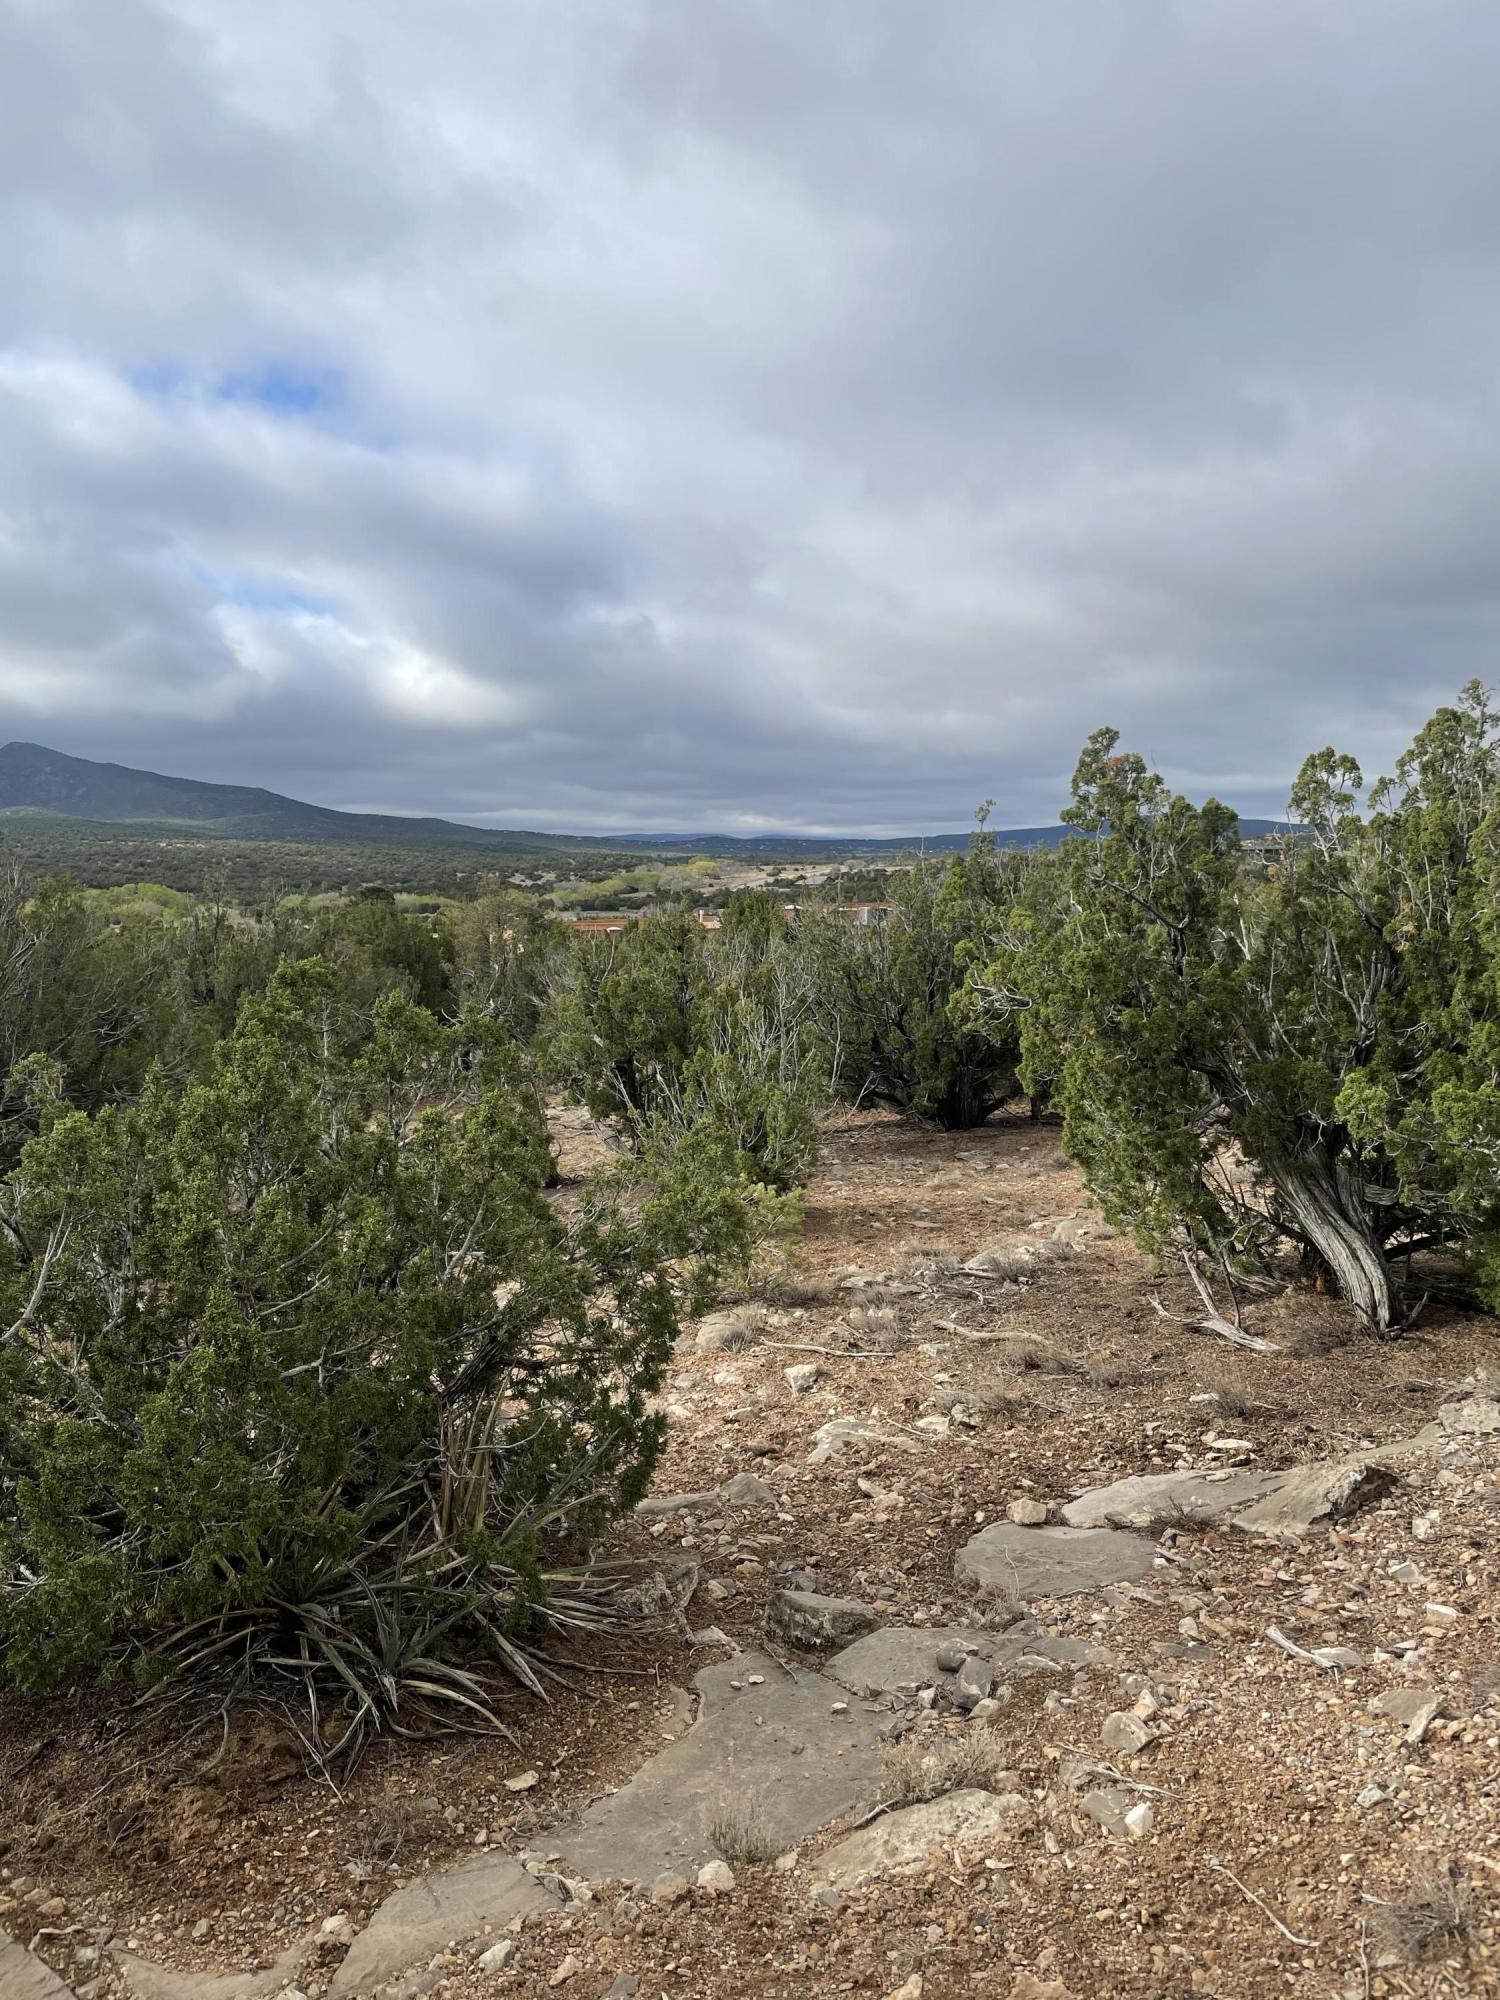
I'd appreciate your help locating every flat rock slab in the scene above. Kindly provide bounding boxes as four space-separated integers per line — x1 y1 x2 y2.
829 1625 996 1697
116 1937 311 2000
1434 1394 1500 1438
829 1619 1109 1700
1061 1468 1281 1530
955 1523 1156 1601
812 1790 1030 1891
767 1587 878 1651
994 1621 1113 1673
1231 1455 1398 1537
329 1856 553 1998
0 1934 77 2000
549 1651 885 1883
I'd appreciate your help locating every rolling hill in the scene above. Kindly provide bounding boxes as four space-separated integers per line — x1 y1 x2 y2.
0 740 1294 862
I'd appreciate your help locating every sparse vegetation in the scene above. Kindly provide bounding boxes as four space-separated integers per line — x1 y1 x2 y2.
708 1804 781 1868
1375 1862 1476 1963
880 1726 1016 1805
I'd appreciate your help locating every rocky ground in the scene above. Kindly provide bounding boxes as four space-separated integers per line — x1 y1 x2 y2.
3 1110 1498 2000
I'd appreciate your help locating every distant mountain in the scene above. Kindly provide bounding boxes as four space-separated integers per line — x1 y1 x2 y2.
0 742 1295 859
0 741 594 854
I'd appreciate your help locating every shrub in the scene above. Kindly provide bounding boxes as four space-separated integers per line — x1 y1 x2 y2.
544 908 822 1193
968 686 1500 1332
0 959 703 1749
801 840 1024 1130
1376 1862 1476 1963
880 1726 1015 1804
708 1804 781 1867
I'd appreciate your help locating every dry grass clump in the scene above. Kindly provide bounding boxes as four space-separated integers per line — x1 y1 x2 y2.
844 1304 907 1352
708 1804 780 1868
1375 1861 1476 1963
1005 1335 1085 1375
756 1269 844 1309
880 1727 1016 1806
1085 1357 1132 1389
1199 1376 1267 1421
717 1304 770 1351
931 1378 1031 1417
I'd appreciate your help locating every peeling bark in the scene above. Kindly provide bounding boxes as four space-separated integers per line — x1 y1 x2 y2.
1271 1150 1396 1333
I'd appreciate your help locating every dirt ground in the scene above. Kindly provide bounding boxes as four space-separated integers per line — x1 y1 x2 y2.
3 1109 1497 1999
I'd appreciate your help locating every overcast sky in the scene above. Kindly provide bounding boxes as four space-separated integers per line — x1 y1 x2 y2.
2 2 1497 834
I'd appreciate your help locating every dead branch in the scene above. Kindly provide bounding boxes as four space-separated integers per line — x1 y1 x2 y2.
1151 1253 1280 1353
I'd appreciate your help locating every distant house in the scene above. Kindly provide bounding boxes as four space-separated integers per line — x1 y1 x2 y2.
567 915 634 936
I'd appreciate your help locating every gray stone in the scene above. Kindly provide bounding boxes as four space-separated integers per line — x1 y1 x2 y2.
475 1940 517 1972
1062 1468 1281 1530
954 1655 994 1710
784 1364 821 1394
955 1523 1156 1602
329 1855 554 1997
992 1617 1112 1674
720 1472 779 1509
1081 1787 1132 1837
549 1652 885 1884
1437 1394 1500 1437
606 1979 641 1999
116 1938 313 2000
828 1626 994 1699
0 1934 77 2000
1100 1711 1150 1756
811 1791 1029 1891
934 1641 977 1672
807 1417 916 1465
777 1566 822 1594
635 1491 715 1518
1231 1456 1398 1537
1007 1498 1050 1526
767 1588 877 1651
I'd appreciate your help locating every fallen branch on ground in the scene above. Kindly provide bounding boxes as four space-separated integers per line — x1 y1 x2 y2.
1208 1856 1317 1949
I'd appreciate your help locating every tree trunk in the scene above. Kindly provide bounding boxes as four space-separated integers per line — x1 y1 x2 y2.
1270 1150 1396 1333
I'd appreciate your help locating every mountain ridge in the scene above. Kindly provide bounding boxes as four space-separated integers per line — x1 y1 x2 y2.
0 740 1294 857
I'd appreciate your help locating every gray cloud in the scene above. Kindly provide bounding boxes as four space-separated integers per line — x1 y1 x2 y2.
2 0 1499 833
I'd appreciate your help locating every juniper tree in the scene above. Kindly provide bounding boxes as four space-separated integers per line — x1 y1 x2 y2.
969 686 1500 1333
543 907 821 1192
802 843 1023 1130
0 958 713 1731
